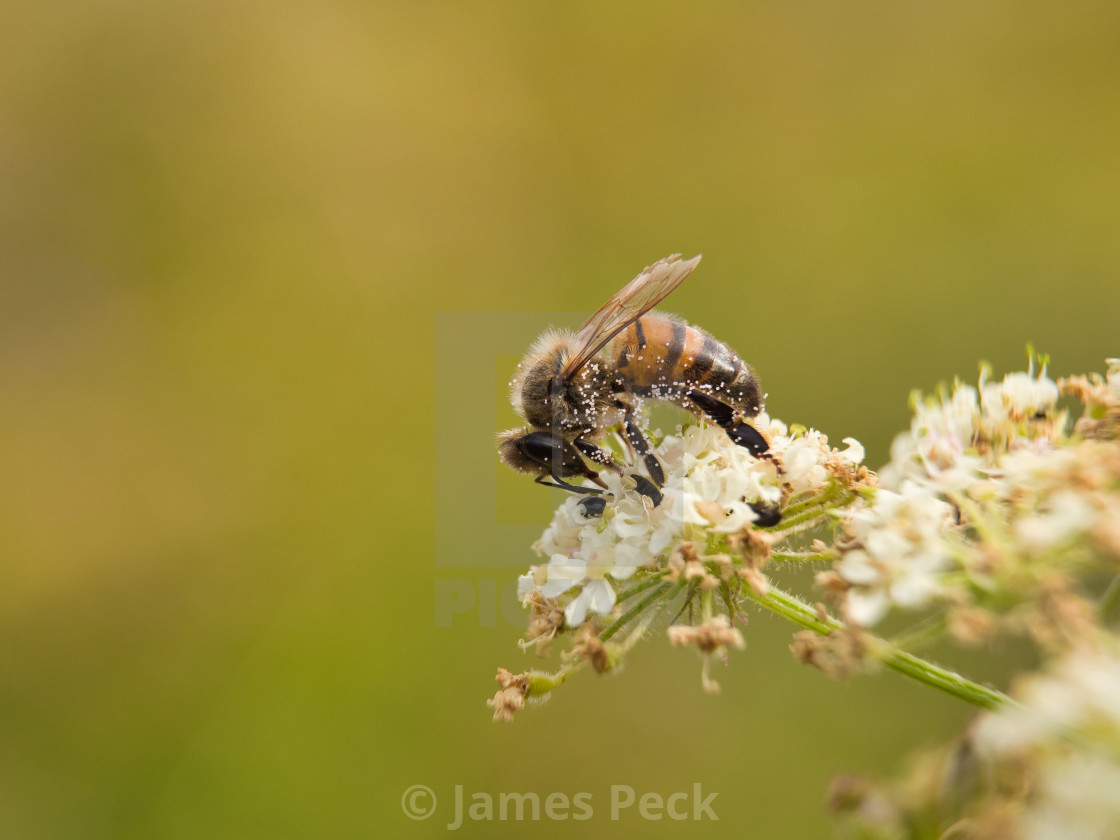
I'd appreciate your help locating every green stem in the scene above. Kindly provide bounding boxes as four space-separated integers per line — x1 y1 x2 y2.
770 516 836 542
1100 574 1120 622
743 585 836 634
600 582 672 642
741 584 1011 711
763 489 856 534
771 549 838 564
887 615 949 653
701 588 714 622
764 507 826 533
779 482 848 518
875 646 1009 711
614 573 671 604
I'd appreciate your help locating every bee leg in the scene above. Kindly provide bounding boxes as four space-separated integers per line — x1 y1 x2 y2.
624 417 665 487
727 423 770 456
685 390 783 525
574 440 621 473
569 443 615 517
630 474 663 507
684 390 770 457
577 496 607 517
619 417 664 506
534 474 603 495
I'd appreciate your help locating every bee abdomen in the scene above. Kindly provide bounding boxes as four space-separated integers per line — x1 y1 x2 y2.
612 314 759 415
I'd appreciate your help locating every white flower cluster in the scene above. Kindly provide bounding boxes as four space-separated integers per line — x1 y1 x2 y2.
975 646 1120 756
880 366 1064 493
519 415 865 627
1066 357 1120 437
830 644 1120 840
832 362 1120 628
834 483 955 627
970 647 1120 840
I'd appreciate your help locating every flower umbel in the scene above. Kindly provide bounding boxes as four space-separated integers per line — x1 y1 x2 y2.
490 356 1120 723
491 409 875 719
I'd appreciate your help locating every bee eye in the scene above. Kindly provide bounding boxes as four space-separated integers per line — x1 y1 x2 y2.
520 432 560 467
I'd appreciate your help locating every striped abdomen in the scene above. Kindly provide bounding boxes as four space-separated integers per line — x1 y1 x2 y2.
606 313 762 416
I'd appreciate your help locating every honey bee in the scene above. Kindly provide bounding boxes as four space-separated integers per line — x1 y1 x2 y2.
497 254 769 505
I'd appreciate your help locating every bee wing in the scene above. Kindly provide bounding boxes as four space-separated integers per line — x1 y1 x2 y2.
562 253 701 381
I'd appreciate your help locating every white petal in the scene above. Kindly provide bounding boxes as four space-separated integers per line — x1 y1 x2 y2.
836 550 880 585
648 525 676 556
846 590 889 627
517 574 539 600
889 572 940 608
564 588 592 627
839 437 865 465
711 501 756 533
865 529 911 562
612 513 650 539
585 579 617 616
541 577 578 599
542 554 585 598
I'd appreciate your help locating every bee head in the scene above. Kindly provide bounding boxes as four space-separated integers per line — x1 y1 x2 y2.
517 373 565 428
510 330 575 427
497 427 587 478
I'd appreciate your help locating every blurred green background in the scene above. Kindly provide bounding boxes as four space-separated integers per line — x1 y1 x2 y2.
2 2 1119 838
